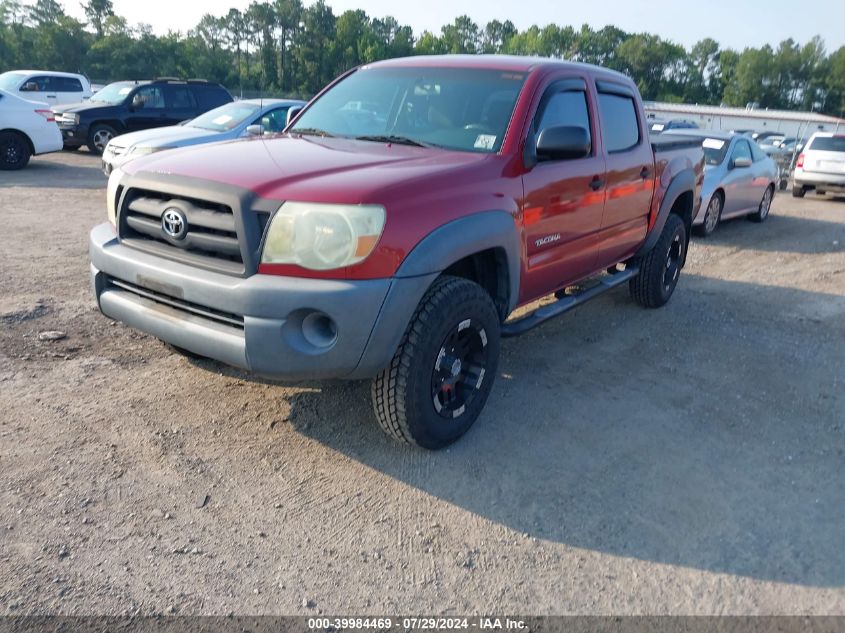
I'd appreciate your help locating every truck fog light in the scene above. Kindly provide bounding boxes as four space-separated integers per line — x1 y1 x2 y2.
301 312 338 349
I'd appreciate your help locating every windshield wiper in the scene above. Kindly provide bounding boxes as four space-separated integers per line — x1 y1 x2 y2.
290 127 335 138
353 134 433 148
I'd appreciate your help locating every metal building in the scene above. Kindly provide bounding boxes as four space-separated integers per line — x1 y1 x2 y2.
643 101 845 141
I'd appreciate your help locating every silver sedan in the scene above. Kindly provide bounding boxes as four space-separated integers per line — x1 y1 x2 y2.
670 130 779 236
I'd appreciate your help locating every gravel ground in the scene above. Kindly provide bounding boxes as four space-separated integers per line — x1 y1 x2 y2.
0 150 843 616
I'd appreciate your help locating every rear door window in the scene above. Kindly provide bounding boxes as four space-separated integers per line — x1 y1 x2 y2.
597 92 640 153
56 77 83 92
167 86 196 109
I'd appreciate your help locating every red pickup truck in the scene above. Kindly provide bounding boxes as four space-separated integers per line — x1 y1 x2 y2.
90 55 704 449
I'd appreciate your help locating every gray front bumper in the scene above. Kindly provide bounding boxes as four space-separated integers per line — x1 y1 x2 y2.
90 223 436 380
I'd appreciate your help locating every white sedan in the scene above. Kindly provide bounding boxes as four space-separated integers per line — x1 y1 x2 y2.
0 89 63 170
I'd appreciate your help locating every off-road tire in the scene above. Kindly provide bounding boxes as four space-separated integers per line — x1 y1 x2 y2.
87 123 117 155
0 131 31 170
792 185 805 198
629 213 686 309
371 275 501 450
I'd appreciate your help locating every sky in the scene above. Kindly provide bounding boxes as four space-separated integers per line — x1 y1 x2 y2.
64 0 845 52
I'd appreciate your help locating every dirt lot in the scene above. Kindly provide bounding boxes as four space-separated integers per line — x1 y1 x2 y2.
1 150 843 616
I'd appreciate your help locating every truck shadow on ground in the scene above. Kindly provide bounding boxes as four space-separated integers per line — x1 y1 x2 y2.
702 213 845 254
192 273 845 588
5 154 105 189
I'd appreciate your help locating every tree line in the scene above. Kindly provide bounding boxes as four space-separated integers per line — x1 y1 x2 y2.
2 0 845 115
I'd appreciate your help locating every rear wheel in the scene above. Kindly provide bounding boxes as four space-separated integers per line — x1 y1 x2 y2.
750 185 774 223
371 276 500 449
694 193 722 237
87 124 116 155
630 213 686 309
791 185 806 198
0 131 31 170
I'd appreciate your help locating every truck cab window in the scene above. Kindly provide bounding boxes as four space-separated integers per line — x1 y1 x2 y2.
597 92 640 153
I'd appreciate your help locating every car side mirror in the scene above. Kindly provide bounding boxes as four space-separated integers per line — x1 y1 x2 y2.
245 124 264 136
285 106 303 127
535 125 591 162
732 157 752 169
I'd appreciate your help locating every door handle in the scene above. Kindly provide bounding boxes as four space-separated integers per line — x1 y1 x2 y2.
47 95 56 98
640 166 651 179
589 176 605 191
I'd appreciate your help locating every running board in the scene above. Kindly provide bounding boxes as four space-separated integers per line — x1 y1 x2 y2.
501 267 639 338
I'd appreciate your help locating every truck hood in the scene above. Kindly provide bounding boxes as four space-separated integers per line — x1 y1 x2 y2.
124 135 492 203
111 125 223 149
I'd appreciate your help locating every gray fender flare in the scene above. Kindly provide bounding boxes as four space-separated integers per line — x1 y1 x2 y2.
348 210 521 379
635 168 695 257
395 210 521 314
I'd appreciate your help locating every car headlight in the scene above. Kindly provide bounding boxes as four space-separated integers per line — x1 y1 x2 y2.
106 167 124 227
261 202 386 270
127 146 162 157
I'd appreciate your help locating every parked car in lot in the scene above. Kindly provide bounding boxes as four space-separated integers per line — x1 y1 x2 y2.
792 133 845 198
52 78 232 155
649 118 698 134
0 70 92 106
670 130 777 236
0 88 63 170
91 55 703 448
101 98 305 175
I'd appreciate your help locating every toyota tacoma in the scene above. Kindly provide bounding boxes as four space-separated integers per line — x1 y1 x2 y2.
90 55 704 449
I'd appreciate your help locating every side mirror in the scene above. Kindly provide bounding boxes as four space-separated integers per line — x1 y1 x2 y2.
22 81 39 92
285 105 303 127
245 124 264 136
535 125 591 162
732 157 752 169
131 95 144 109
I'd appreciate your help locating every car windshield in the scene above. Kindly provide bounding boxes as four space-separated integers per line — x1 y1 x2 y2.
90 82 136 105
0 72 27 91
702 137 730 166
808 136 845 152
290 66 527 153
188 102 261 131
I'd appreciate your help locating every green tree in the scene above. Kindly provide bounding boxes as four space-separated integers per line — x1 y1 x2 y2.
82 0 113 38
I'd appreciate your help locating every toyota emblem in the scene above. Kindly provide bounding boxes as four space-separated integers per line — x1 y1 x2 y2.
161 208 188 240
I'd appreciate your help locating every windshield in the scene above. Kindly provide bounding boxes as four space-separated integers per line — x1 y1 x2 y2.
189 102 261 131
290 66 526 153
808 136 845 153
0 72 27 91
702 137 730 166
90 82 136 105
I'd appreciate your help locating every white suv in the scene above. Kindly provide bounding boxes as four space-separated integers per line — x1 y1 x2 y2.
0 89 63 170
792 132 845 198
0 70 93 106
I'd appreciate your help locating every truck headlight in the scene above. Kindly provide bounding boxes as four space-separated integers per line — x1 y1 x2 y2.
106 167 124 227
261 202 386 270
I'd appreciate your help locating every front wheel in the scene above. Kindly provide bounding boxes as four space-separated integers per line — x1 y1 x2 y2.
87 124 117 155
694 193 722 237
371 276 501 449
0 131 31 170
629 213 686 309
749 185 774 222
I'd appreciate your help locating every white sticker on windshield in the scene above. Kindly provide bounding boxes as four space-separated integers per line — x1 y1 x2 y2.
651 123 665 131
474 134 496 150
118 87 131 95
212 115 233 125
703 138 726 150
